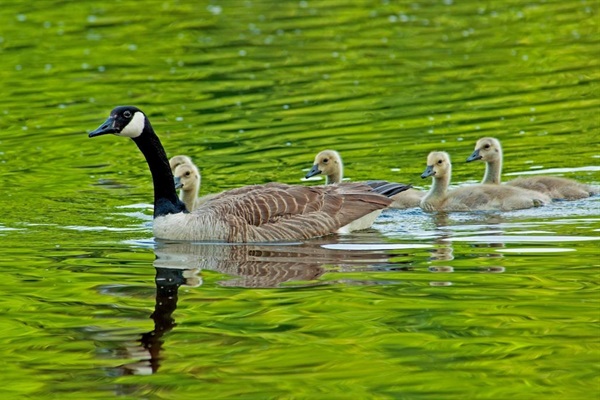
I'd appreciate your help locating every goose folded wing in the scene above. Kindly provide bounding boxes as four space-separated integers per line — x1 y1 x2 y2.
199 182 391 242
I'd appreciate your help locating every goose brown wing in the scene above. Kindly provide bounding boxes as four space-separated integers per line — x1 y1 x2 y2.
197 182 392 242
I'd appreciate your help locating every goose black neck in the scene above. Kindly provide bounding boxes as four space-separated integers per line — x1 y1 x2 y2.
132 119 187 217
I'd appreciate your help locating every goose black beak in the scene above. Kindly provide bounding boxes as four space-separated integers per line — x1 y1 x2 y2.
305 164 322 179
421 165 435 179
89 116 118 137
466 149 481 162
174 176 183 189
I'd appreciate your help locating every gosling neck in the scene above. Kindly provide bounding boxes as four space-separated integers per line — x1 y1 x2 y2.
326 163 343 185
483 151 503 185
429 172 450 198
132 120 187 217
423 169 450 208
179 182 200 212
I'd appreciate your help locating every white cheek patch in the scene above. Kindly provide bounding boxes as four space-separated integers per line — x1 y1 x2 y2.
118 112 145 138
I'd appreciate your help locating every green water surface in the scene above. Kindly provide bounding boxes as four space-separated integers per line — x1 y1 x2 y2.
0 1 598 399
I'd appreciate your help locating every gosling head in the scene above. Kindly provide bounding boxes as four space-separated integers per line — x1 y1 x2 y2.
169 155 194 174
305 150 342 180
89 106 147 139
421 151 451 179
173 163 200 191
466 137 502 163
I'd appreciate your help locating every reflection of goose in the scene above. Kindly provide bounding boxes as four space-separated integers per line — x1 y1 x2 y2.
117 266 196 375
420 151 551 212
113 239 409 375
153 240 416 287
467 137 598 200
305 149 423 208
155 241 327 288
89 106 409 242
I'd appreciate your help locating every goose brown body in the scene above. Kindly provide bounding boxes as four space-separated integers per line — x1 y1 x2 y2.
306 149 423 209
154 181 395 241
89 106 407 242
420 151 550 212
467 137 598 200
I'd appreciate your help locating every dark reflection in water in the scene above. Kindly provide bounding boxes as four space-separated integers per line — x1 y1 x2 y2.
112 239 420 375
110 235 513 375
116 267 185 376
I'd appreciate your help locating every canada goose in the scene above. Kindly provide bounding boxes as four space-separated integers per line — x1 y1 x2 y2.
420 151 550 212
305 149 423 208
88 106 411 242
466 137 598 200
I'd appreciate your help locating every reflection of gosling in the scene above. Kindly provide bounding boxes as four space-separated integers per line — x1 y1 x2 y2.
428 266 454 273
477 267 505 273
420 151 550 212
467 137 598 200
305 149 423 208
429 281 453 286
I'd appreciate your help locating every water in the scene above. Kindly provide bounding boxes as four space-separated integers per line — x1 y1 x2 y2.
0 0 599 398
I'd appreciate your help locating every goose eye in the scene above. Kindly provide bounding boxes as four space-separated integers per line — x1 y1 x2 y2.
484 144 490 149
437 159 443 164
185 171 191 176
123 110 132 118
322 158 328 163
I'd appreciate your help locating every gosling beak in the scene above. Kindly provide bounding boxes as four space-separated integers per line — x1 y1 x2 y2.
466 149 482 162
305 164 322 179
174 176 183 189
421 165 435 179
89 116 118 137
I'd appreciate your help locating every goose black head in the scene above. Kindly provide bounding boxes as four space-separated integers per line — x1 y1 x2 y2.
89 106 146 138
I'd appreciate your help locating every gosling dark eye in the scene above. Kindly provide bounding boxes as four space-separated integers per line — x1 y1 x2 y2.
437 159 443 164
123 110 132 118
322 158 329 163
185 171 191 176
484 144 490 149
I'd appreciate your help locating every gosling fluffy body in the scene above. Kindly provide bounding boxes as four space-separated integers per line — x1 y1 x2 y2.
467 137 597 200
306 149 423 209
170 157 218 211
171 161 201 211
420 151 550 212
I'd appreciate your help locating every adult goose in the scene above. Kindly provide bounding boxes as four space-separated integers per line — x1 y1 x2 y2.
420 151 550 212
305 149 423 209
466 137 598 200
88 106 410 242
